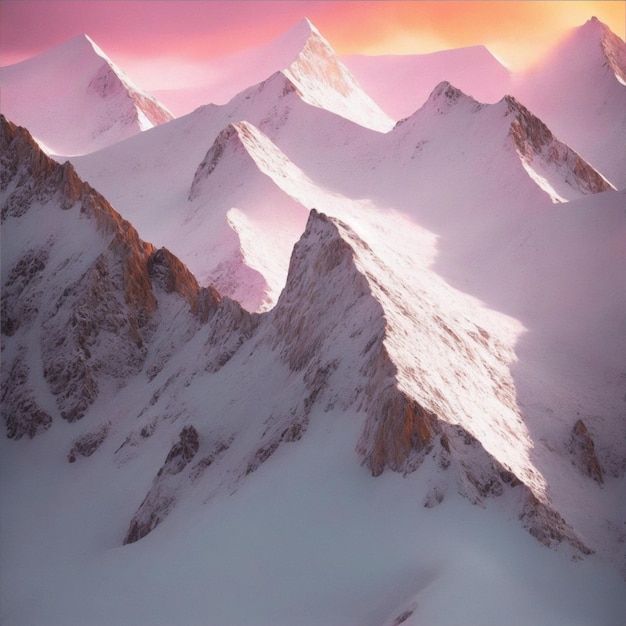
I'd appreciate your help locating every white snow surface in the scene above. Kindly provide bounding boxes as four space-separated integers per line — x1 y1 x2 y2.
0 34 173 156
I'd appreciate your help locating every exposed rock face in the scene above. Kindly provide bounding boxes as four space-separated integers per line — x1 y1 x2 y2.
124 426 200 544
569 418 603 484
2 117 157 422
1 115 76 219
1 246 49 335
1 349 53 439
41 252 151 422
599 19 626 83
505 96 612 195
1 115 211 431
270 210 590 554
147 246 211 317
68 424 110 462
363 389 439 477
520 493 593 554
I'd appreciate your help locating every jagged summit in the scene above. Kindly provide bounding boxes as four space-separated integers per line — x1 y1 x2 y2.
421 80 484 114
279 21 393 131
214 18 393 132
563 16 626 81
393 81 612 202
0 34 173 156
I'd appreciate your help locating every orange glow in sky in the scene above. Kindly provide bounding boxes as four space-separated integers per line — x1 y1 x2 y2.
1 0 624 86
318 1 625 70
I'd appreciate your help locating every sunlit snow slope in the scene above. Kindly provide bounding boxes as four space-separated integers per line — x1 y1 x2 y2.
155 17 393 132
0 34 173 156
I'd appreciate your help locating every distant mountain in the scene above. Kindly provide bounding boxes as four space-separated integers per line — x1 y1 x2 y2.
154 17 393 131
0 34 173 156
512 17 626 187
342 44 512 119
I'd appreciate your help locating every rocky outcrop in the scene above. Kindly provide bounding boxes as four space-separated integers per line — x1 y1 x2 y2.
595 17 626 83
1 246 49 335
569 418 603 484
124 426 200 544
520 493 593 554
1 349 53 439
68 424 110 462
41 252 150 422
1 115 218 430
1 114 74 218
269 209 590 554
505 96 612 195
362 386 439 477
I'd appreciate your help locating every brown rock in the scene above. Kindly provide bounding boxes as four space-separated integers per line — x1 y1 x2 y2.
569 418 604 484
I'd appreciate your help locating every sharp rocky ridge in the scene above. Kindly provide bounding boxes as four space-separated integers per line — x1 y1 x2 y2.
1 116 596 556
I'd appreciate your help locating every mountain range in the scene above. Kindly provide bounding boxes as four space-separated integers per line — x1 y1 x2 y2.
1 16 625 626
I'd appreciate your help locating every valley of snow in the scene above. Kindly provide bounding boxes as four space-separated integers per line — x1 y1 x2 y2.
1 16 625 626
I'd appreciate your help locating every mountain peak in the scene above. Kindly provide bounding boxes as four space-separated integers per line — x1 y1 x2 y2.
295 16 319 37
569 16 626 81
281 25 394 131
0 32 173 155
415 80 483 117
268 16 327 66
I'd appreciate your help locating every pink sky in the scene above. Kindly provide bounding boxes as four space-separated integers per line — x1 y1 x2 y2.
1 0 624 90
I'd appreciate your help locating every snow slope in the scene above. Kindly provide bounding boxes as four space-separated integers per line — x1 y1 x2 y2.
512 17 626 187
343 45 511 120
0 34 173 156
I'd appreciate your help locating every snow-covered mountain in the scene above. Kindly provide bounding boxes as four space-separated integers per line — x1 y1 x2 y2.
2 15 625 626
71 63 390 311
341 17 625 188
155 17 393 132
511 17 626 187
0 34 173 156
342 44 512 120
